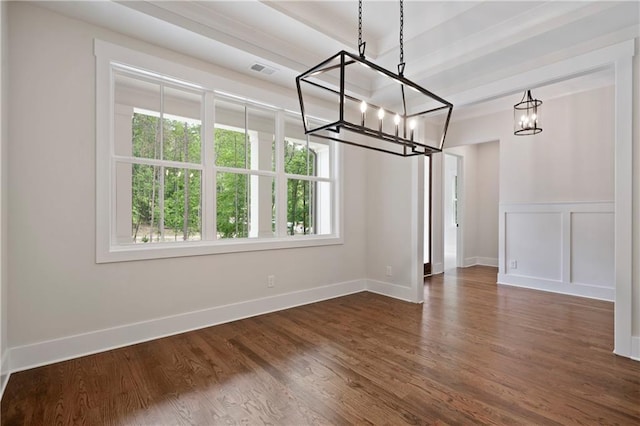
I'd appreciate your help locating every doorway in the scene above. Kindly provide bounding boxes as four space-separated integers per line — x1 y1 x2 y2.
423 155 431 276
444 153 461 271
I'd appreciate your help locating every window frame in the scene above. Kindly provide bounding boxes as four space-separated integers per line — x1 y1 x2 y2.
95 39 343 263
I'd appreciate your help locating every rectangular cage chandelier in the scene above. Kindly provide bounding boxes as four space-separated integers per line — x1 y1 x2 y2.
296 0 453 157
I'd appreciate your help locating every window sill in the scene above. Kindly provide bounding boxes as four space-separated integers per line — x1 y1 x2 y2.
96 235 344 263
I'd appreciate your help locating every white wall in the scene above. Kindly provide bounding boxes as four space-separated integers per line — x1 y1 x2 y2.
6 2 367 369
430 153 444 274
443 153 457 264
447 85 615 300
501 90 614 204
447 86 615 204
365 150 420 300
475 142 499 264
632 49 640 350
440 141 499 268
0 0 8 394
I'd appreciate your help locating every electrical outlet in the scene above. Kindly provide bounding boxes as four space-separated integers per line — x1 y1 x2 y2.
510 260 518 269
267 275 275 288
386 266 393 277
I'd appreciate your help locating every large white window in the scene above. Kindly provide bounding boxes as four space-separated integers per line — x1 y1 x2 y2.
96 41 341 262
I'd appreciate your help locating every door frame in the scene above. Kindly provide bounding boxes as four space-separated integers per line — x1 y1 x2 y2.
443 152 464 269
424 155 432 276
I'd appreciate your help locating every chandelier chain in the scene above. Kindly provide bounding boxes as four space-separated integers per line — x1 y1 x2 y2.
358 0 363 52
399 0 404 66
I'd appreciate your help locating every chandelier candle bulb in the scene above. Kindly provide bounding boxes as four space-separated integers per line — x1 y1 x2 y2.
378 108 385 132
409 119 416 141
360 101 367 126
394 114 400 137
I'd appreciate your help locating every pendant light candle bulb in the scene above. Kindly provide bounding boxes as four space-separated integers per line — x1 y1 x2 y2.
378 108 385 132
409 119 416 141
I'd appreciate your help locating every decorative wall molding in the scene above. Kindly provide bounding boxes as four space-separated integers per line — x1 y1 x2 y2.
7 279 367 374
499 201 615 301
497 274 614 301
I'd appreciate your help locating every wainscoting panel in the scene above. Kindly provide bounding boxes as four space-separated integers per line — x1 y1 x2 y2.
571 212 615 288
505 212 562 281
498 202 614 301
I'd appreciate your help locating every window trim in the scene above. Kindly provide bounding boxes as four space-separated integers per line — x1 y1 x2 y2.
95 39 343 263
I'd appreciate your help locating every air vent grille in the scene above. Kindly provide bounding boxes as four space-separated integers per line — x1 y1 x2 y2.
250 63 276 75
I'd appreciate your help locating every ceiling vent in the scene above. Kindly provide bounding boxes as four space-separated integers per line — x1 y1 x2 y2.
250 63 277 75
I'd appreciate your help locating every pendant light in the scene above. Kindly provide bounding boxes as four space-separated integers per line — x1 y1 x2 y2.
514 90 542 135
296 0 453 157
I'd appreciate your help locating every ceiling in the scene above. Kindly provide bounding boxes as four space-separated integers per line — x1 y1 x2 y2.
37 1 639 116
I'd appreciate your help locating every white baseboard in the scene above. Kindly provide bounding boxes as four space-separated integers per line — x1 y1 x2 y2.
463 257 477 267
365 279 419 303
463 257 498 267
476 257 498 267
1 350 9 401
431 263 444 275
497 273 614 301
631 336 640 361
8 279 366 374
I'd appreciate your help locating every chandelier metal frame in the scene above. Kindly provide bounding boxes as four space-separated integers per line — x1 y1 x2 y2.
295 0 453 157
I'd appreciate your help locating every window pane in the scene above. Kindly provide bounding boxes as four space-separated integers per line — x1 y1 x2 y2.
216 172 249 238
163 168 202 241
285 115 306 140
306 117 331 178
215 127 249 169
130 163 162 243
315 181 332 235
163 86 202 163
215 100 249 168
247 107 275 171
216 172 275 239
284 117 307 175
287 179 314 235
309 136 331 179
114 72 161 159
284 139 310 175
250 174 276 238
287 179 332 236
284 117 331 178
131 112 161 159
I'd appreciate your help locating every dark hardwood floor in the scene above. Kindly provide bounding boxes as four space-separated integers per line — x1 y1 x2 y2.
2 266 639 425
